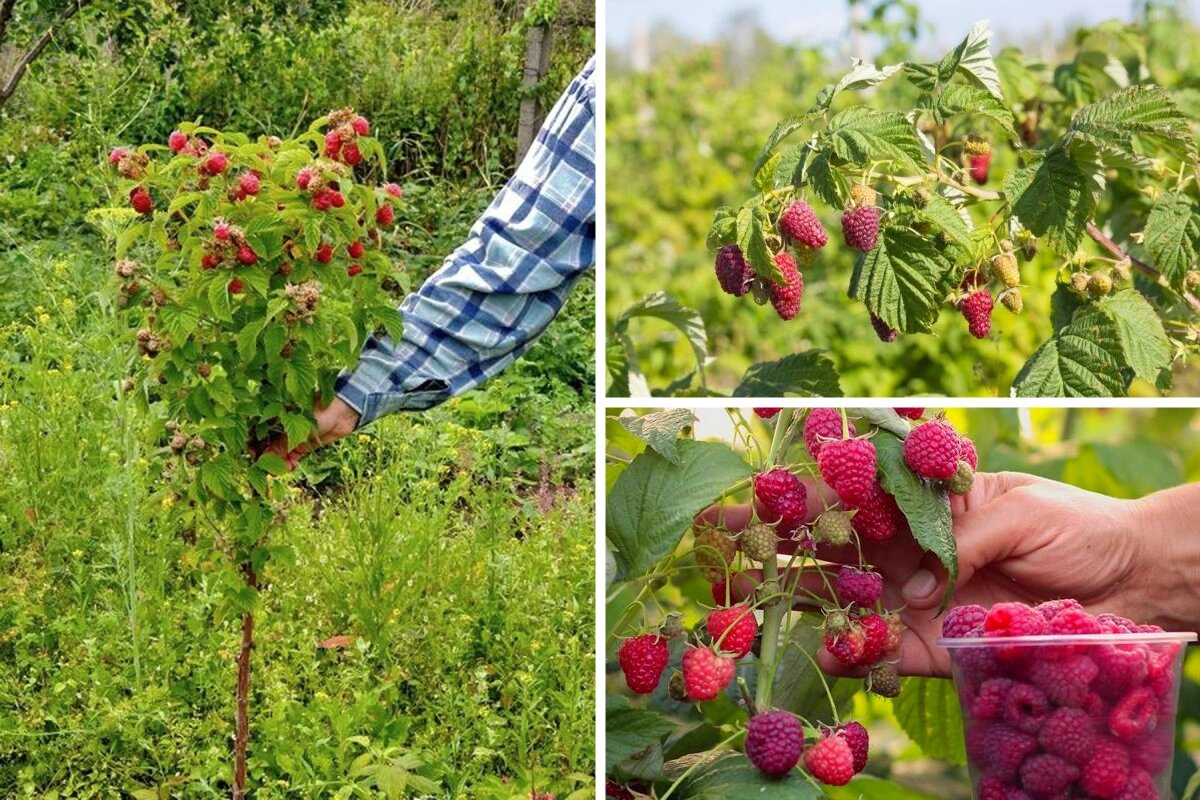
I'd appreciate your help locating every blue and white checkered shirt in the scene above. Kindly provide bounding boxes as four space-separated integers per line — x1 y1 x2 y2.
336 57 595 426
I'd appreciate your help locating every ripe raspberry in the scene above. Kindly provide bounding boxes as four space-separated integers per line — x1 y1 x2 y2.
991 253 1020 288
971 678 1016 719
707 606 757 658
238 172 261 196
324 129 343 158
744 710 803 778
894 408 924 419
967 722 1037 782
681 646 735 701
769 251 804 321
341 141 363 166
961 289 994 339
947 461 974 495
109 147 128 165
236 244 258 265
1003 682 1050 734
984 602 1047 639
1109 687 1159 741
824 613 866 666
694 528 736 582
753 468 807 536
858 613 889 666
778 200 828 248
803 734 855 786
1039 707 1098 764
813 509 854 546
803 408 854 459
605 780 635 800
351 116 370 136
904 418 962 480
976 776 1030 800
1114 769 1157 800
835 566 882 607
1020 754 1079 797
841 205 881 252
1094 645 1149 700
168 130 188 153
376 203 395 226
347 264 363 277
201 253 221 270
848 183 877 207
130 186 153 215
328 190 345 208
314 243 334 264
1130 733 1172 774
228 277 244 294
714 245 753 297
959 436 979 471
385 182 403 198
846 485 900 542
739 523 777 563
213 220 232 240
1035 598 1083 622
870 313 898 342
836 721 870 773
296 167 314 190
1080 738 1131 798
201 151 228 175
1029 654 1100 707
968 151 992 184
942 604 987 639
347 241 365 258
817 437 878 505
867 661 900 698
617 634 669 694
1049 607 1104 636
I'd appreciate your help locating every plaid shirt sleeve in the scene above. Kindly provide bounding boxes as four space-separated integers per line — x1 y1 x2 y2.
335 56 596 427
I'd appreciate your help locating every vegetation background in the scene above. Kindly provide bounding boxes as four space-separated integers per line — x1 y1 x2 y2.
0 1 595 797
604 407 1200 799
605 0 1200 398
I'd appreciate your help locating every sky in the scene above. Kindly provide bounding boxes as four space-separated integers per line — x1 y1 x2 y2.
605 0 1200 55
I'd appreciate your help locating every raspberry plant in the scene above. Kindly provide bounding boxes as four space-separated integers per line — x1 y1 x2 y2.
97 111 405 797
605 408 968 796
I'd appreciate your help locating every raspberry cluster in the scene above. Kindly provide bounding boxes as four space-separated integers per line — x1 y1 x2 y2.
947 601 1183 800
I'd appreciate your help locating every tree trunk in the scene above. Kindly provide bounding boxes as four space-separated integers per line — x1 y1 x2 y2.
233 563 258 799
516 23 553 165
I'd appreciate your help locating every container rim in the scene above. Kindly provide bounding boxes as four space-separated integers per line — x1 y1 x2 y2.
938 632 1198 648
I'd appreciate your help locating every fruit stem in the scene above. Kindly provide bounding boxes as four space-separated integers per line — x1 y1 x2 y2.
768 409 794 466
755 556 785 710
790 637 841 723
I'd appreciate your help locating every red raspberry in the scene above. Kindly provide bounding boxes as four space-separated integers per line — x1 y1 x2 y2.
296 167 314 190
341 141 363 166
1049 607 1104 636
976 776 1032 800
846 484 900 542
714 244 753 297
385 182 403 198
351 115 370 136
236 244 257 265
882 611 905 651
347 264 363 277
1020 754 1079 797
769 251 804 320
942 604 986 638
870 313 898 342
803 407 854 459
904 418 962 480
681 647 735 701
1039 707 1098 765
228 277 244 294
817 437 877 504
971 678 1016 720
841 204 881 251
824 618 866 666
201 151 228 175
969 151 992 184
605 780 634 800
129 186 153 215
1029 654 1099 707
1035 598 1083 621
706 606 757 658
1130 732 1172 773
347 241 365 259
324 129 343 158
983 602 1047 659
213 221 232 240
967 722 1037 781
835 566 882 607
1114 769 1158 800
744 709 803 777
803 733 855 786
961 289 994 338
314 243 334 264
109 147 128 165
835 721 870 774
1109 687 1159 741
858 612 889 666
1094 645 1149 700
753 408 780 419
617 634 669 694
1098 614 1138 633
894 408 924 419
778 200 828 248
329 190 345 208
238 172 261 196
753 468 807 536
376 203 396 226
1002 682 1049 734
1080 737 1131 798
959 436 978 470
200 253 221 270
168 130 187 153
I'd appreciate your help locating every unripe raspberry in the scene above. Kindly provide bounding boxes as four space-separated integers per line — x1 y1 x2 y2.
769 251 804 321
213 220 232 240
108 147 128 165
238 171 261 196
694 528 736 582
960 289 993 339
948 460 975 495
681 646 736 701
991 253 1020 287
745 709 803 778
842 205 881 252
347 240 365 258
129 186 153 215
714 244 753 297
778 200 828 248
1071 271 1090 294
376 203 396 226
1088 272 1113 297
314 243 334 264
813 510 854 546
912 186 931 208
115 259 138 279
617 634 669 694
351 115 370 136
965 136 992 184
168 130 188 153
849 183 877 207
904 418 961 480
236 244 257 265
1000 288 1023 314
739 523 777 563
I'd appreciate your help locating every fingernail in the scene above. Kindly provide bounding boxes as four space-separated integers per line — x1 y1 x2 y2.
903 569 937 601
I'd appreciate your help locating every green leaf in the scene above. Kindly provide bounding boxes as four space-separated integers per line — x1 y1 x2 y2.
828 107 925 171
995 46 1046 103
813 60 902 111
828 776 945 800
1144 192 1200 286
774 623 860 725
280 413 314 450
605 699 675 771
754 152 781 193
736 205 779 283
800 148 847 209
619 409 697 465
207 276 234 322
612 293 708 394
753 111 823 175
919 84 1016 138
937 19 1004 100
849 227 954 334
1005 148 1101 254
733 352 843 398
1097 290 1172 390
157 301 201 343
706 206 737 250
1068 85 1193 166
255 452 290 476
874 432 956 610
892 677 967 765
606 440 753 577
916 194 973 250
1012 306 1130 397
661 751 822 799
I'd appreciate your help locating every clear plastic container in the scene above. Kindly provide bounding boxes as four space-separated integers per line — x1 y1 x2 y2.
939 632 1197 800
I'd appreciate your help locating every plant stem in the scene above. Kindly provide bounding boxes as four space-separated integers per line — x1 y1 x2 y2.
233 562 258 800
1085 220 1200 314
119 380 141 689
755 409 795 711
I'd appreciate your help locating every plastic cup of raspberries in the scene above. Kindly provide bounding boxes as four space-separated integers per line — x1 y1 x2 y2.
938 601 1197 800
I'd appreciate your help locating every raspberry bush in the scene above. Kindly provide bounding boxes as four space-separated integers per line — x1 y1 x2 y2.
99 110 405 796
605 407 970 796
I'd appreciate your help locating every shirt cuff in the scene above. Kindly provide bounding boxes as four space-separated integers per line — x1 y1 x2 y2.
335 372 452 428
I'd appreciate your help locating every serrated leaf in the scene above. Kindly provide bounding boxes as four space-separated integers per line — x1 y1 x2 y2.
754 111 823 174
606 441 753 577
919 84 1016 138
280 413 314 450
828 777 945 800
849 227 953 333
255 452 290 476
892 677 967 765
619 409 697 465
157 302 201 343
1144 192 1200 286
661 751 822 800
1097 290 1172 390
774 144 807 190
706 206 737 250
995 46 1046 103
1068 85 1193 165
801 148 847 209
916 194 973 250
612 293 708 394
1012 306 1130 397
874 432 956 610
828 107 925 171
733 352 843 398
736 205 779 283
1005 148 1100 254
938 19 1004 100
813 60 902 111
606 700 675 771
207 276 234 322
754 152 781 193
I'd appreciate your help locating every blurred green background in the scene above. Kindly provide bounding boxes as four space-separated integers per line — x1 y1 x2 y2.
605 0 1200 397
0 1 595 797
605 407 1200 798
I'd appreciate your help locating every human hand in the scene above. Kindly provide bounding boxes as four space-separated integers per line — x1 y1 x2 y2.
262 397 360 470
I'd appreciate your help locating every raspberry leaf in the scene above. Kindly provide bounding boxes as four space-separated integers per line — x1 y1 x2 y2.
773 624 861 726
891 677 967 766
606 697 676 773
753 110 823 174
610 293 708 396
812 60 902 112
1005 148 1101 255
619 409 698 465
918 84 1017 139
849 227 954 333
661 751 823 798
1144 192 1200 287
732 352 843 398
829 107 925 172
914 192 973 251
736 205 781 283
